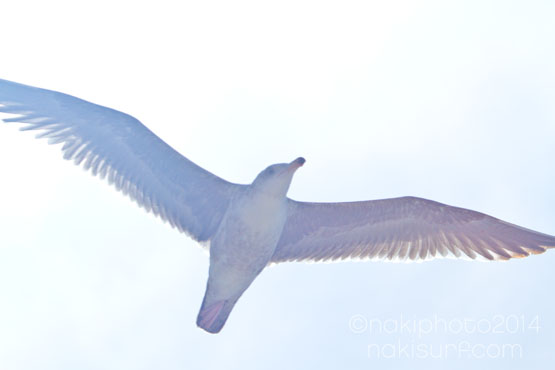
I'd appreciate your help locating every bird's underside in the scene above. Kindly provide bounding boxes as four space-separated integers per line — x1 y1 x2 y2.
1 77 555 334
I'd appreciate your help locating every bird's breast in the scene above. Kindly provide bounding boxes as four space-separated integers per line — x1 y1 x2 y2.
210 192 287 270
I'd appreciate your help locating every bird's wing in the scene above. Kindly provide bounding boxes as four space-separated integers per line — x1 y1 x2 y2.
272 196 555 263
0 78 244 242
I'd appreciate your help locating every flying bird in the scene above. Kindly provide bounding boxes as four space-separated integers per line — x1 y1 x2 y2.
1 78 554 334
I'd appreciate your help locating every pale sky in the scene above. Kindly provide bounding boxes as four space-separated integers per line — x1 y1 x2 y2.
1 1 555 369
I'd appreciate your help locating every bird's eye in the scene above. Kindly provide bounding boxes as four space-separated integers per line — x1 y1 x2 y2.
267 168 275 175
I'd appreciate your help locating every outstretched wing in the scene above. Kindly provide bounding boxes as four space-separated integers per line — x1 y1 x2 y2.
272 196 555 262
0 78 244 242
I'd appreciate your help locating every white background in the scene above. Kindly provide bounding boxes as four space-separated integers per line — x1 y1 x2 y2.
1 1 554 369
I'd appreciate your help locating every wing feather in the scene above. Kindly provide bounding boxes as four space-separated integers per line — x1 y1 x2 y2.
0 78 243 242
272 196 555 263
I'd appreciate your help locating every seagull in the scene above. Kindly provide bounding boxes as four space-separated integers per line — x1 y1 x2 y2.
1 78 554 334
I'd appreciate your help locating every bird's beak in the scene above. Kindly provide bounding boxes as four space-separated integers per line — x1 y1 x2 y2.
287 157 306 171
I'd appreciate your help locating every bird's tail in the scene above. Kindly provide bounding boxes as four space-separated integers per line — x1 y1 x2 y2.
196 296 238 334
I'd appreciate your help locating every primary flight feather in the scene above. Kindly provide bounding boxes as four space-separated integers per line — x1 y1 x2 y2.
1 78 554 333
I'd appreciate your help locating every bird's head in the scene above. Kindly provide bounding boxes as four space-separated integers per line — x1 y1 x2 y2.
251 157 305 197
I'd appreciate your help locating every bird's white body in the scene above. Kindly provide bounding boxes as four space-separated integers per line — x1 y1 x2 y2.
209 189 288 297
197 167 294 332
2 78 554 334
